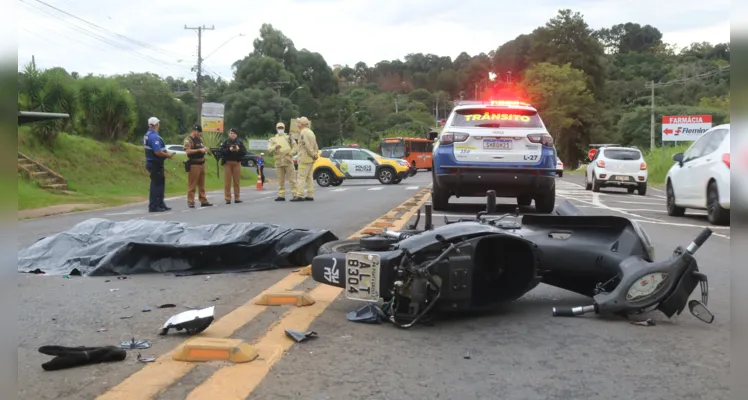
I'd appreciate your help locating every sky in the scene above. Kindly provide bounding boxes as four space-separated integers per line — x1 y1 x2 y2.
13 0 733 81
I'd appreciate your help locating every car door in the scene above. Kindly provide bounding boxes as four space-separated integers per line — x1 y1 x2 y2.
690 128 728 207
350 149 376 178
331 149 353 176
673 131 712 206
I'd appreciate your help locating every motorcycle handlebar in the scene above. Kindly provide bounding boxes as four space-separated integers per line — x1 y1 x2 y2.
686 228 713 255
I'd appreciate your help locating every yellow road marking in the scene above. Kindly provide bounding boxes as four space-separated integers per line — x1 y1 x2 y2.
96 188 431 400
186 189 431 400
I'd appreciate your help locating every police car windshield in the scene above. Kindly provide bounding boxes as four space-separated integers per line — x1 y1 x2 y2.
361 149 381 158
604 149 641 160
451 108 544 128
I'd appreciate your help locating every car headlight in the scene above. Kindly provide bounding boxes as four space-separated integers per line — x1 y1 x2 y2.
631 220 655 261
397 160 409 167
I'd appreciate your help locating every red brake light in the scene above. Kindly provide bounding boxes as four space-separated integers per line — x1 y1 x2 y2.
722 153 730 168
597 159 606 168
440 132 469 145
640 162 647 170
527 133 553 146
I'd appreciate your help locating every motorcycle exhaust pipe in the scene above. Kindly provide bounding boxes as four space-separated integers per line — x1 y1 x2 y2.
552 305 597 317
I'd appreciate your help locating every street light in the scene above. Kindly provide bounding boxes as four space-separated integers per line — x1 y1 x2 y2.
339 110 361 145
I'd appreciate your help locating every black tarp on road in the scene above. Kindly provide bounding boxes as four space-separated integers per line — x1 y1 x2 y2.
18 218 339 276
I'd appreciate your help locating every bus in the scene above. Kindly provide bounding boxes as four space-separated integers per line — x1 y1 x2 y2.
378 137 434 171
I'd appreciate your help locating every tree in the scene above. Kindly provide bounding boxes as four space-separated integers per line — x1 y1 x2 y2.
522 62 596 168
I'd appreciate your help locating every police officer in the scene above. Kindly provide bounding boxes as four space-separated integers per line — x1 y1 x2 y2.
142 117 174 212
291 116 319 202
220 127 247 204
183 124 214 208
267 122 297 201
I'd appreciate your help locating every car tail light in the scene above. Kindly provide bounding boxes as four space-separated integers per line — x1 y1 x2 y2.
640 162 647 170
440 132 469 145
597 159 605 168
722 153 730 168
527 133 554 146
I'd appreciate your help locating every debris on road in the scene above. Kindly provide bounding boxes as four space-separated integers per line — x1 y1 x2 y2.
97 328 107 333
159 306 215 335
136 354 157 363
464 351 472 360
285 329 318 343
631 319 656 327
120 315 133 319
39 345 127 371
18 218 339 276
142 306 152 312
346 304 382 324
120 338 151 350
158 303 176 308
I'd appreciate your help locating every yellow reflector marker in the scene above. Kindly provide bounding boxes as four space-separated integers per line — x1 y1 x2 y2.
173 338 258 363
254 291 315 306
297 266 312 276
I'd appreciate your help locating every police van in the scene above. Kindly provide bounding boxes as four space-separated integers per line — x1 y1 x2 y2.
431 100 557 212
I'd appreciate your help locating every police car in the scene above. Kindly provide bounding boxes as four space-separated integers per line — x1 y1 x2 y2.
431 100 557 212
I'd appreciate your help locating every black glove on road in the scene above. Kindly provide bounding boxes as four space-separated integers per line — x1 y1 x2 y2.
38 345 127 371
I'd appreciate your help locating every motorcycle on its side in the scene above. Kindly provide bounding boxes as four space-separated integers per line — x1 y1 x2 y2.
310 191 715 328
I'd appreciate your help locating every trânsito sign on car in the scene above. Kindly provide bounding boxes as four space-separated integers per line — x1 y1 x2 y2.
661 115 712 142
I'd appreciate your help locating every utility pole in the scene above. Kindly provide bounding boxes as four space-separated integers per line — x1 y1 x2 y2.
474 83 478 100
649 80 655 150
268 81 290 97
395 94 399 113
184 24 214 124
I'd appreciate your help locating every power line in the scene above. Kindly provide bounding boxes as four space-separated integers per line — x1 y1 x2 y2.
28 0 189 60
20 0 192 76
645 65 730 88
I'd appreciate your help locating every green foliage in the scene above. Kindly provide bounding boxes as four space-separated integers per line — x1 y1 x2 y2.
643 144 691 185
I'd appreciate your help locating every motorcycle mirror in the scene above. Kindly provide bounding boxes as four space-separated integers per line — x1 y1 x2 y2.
688 300 714 324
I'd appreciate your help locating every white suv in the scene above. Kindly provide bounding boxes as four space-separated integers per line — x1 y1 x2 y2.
585 146 648 195
665 124 730 225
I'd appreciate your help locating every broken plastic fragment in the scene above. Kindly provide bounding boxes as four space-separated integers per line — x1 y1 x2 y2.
120 338 151 350
346 304 382 324
285 329 318 343
137 353 156 363
142 306 152 312
158 304 176 309
631 319 655 327
159 306 215 336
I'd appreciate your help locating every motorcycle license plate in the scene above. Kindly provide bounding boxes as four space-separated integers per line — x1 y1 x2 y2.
344 252 381 302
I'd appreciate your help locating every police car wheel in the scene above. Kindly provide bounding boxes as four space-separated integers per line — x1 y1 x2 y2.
315 171 332 187
378 168 394 184
534 187 556 214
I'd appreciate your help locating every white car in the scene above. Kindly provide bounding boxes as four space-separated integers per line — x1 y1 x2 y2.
665 124 730 226
164 144 187 155
585 146 648 195
556 157 563 177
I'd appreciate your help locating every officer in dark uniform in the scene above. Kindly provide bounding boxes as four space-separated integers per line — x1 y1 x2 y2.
183 124 214 208
219 127 247 204
142 117 174 212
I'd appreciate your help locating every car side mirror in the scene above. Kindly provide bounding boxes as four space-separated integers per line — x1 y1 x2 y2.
673 153 684 166
367 156 375 162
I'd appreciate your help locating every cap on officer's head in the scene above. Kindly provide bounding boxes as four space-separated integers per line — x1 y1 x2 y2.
148 117 160 126
192 124 202 133
297 116 310 126
229 127 238 134
276 122 285 129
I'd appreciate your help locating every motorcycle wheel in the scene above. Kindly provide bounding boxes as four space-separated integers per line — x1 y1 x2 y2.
317 231 424 255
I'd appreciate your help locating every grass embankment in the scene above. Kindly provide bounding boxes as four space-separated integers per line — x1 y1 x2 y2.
18 128 257 211
565 144 690 185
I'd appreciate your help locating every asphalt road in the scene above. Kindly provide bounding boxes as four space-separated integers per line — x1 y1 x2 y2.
17 171 432 400
249 175 731 400
17 172 730 400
